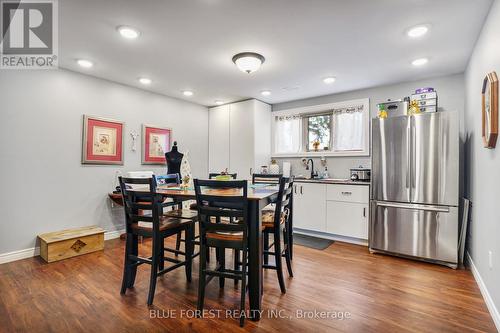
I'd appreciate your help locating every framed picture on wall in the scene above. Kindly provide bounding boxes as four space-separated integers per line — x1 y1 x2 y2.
142 124 172 164
82 115 124 165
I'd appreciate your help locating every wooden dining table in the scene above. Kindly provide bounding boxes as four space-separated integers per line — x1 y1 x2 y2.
133 183 288 321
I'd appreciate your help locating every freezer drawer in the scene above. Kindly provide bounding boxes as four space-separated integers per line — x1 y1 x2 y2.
370 201 458 264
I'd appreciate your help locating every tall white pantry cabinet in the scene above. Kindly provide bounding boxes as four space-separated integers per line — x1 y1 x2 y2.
208 99 271 179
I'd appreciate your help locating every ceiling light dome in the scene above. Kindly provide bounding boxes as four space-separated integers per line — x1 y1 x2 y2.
407 25 429 38
412 58 429 66
117 26 140 39
232 52 265 74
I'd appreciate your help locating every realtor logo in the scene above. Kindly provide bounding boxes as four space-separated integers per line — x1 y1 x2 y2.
1 0 58 69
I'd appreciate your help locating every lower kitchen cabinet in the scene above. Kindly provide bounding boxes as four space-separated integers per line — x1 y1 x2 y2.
326 201 368 239
293 182 327 232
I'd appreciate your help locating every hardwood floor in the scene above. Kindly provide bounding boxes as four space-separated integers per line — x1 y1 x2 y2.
0 238 496 333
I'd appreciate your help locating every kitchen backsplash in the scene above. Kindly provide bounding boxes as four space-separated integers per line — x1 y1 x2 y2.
273 156 370 179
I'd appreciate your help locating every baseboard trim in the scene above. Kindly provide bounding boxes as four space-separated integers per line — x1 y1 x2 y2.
466 251 500 332
293 228 368 246
0 228 125 265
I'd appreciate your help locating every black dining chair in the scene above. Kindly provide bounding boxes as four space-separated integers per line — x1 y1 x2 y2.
194 179 249 327
252 173 283 185
119 176 195 305
261 177 294 293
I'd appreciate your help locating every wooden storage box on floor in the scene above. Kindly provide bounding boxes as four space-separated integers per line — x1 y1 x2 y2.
38 226 105 263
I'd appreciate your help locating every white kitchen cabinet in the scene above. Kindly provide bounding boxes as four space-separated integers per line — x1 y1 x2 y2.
208 105 230 173
209 99 271 179
293 182 327 232
326 201 368 239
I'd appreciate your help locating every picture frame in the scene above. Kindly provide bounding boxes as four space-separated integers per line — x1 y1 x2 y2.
82 115 124 165
481 71 498 149
142 124 172 165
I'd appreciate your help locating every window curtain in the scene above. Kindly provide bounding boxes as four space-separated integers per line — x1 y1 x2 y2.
332 105 364 151
275 115 302 153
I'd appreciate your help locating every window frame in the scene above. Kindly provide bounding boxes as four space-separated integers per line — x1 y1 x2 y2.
271 98 370 157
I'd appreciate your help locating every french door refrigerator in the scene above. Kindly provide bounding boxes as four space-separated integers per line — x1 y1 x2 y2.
370 111 459 268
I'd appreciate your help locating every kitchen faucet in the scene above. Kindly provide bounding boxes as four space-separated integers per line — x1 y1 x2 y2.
305 158 317 179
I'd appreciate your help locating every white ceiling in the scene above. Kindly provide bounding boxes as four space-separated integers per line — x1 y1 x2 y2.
59 0 493 106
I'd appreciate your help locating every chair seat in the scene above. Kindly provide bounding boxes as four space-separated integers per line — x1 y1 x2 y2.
131 216 192 232
262 210 286 228
206 231 244 241
164 209 198 221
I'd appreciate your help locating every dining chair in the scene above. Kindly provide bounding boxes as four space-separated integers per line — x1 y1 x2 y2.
119 176 195 305
261 177 294 293
194 179 249 327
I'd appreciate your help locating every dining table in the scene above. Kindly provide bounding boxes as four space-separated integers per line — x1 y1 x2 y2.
131 183 291 321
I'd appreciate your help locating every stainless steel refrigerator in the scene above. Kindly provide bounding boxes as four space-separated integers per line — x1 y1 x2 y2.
370 111 459 268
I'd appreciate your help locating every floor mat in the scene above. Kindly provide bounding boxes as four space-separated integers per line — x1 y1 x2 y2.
294 234 334 250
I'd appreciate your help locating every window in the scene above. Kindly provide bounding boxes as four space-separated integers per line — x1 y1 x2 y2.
305 114 331 151
272 98 369 156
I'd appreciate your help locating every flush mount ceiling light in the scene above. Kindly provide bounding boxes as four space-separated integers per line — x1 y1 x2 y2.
261 90 271 96
323 77 336 84
215 100 224 105
407 25 429 38
182 90 194 96
138 77 152 85
232 52 265 74
412 57 429 66
77 59 93 68
117 25 140 39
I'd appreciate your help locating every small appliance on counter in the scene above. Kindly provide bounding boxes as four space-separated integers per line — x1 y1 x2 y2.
411 87 438 113
350 166 371 182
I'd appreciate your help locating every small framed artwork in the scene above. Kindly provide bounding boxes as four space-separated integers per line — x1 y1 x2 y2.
142 124 172 164
482 71 498 149
82 115 124 165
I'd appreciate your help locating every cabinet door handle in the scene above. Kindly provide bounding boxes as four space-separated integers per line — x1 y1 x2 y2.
341 191 352 195
300 186 303 195
363 207 366 217
249 168 252 176
294 185 297 194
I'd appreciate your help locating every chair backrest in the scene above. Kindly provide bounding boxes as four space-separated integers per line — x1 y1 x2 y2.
119 176 162 231
155 173 180 186
194 179 248 239
209 173 237 179
252 173 283 185
272 177 294 228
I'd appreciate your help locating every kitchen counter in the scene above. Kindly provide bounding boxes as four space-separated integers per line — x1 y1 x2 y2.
294 178 370 186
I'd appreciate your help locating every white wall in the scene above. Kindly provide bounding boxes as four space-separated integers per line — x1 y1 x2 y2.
464 0 500 327
0 69 208 254
272 74 465 178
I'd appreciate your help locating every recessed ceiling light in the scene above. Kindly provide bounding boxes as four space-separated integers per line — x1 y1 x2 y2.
138 77 151 85
117 26 140 39
323 77 336 84
407 25 429 38
232 52 265 74
77 59 93 68
215 100 224 105
182 90 194 96
261 90 271 96
412 58 429 66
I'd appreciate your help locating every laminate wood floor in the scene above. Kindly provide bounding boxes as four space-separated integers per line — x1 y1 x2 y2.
0 238 496 333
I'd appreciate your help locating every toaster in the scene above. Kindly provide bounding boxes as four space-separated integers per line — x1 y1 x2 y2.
350 167 371 182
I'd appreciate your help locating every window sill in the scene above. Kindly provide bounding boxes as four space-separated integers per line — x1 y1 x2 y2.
271 151 369 158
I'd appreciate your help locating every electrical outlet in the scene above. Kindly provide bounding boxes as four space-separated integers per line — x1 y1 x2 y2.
488 251 493 270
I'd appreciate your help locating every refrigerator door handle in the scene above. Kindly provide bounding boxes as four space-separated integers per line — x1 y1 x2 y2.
375 201 450 213
406 122 411 189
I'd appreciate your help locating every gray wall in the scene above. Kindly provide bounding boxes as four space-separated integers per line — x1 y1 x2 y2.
272 74 465 178
0 70 208 254
464 0 500 321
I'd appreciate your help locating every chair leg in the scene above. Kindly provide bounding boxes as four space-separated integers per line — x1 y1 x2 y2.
219 247 225 288
159 238 165 271
263 232 269 265
197 242 207 313
120 233 132 294
284 228 293 277
274 231 286 294
239 247 248 327
185 226 194 282
234 249 240 285
175 231 182 256
128 234 139 288
147 235 160 306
